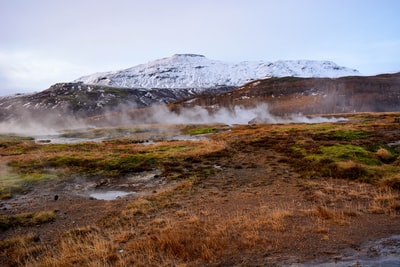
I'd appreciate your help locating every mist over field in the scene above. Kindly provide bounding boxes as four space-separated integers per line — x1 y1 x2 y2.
136 103 345 125
0 103 345 136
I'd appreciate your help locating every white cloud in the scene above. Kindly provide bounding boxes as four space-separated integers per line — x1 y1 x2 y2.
0 50 91 94
0 0 399 96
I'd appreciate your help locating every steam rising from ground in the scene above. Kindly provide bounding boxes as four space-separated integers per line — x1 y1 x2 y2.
0 103 345 136
0 111 86 135
143 103 345 125
0 116 85 135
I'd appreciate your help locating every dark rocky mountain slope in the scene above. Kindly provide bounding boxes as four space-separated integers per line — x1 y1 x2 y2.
0 82 233 123
173 73 400 116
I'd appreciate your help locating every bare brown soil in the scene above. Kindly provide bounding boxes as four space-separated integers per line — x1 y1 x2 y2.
1 115 400 266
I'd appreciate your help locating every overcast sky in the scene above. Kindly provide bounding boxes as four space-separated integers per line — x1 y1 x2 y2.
0 0 399 96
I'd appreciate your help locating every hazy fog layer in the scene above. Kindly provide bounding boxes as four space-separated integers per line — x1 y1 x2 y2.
0 103 345 136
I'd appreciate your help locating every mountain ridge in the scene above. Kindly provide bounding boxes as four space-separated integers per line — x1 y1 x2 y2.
75 54 360 89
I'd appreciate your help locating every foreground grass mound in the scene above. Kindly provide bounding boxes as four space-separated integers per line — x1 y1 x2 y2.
1 113 400 266
241 116 400 187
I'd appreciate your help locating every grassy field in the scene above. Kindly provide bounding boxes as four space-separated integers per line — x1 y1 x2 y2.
0 113 400 266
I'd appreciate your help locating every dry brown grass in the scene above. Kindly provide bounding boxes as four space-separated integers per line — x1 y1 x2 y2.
380 173 400 190
20 190 293 266
369 187 400 215
37 226 124 267
376 147 394 161
120 206 292 266
302 205 348 226
0 234 42 266
3 114 400 266
301 179 400 223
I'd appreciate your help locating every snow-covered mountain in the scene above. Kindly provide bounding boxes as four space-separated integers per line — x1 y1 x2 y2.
75 54 360 89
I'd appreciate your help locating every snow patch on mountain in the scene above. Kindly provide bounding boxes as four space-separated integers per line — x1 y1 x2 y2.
75 54 360 89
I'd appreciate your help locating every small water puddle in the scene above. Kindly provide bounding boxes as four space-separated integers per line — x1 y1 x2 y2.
89 190 135 200
388 140 400 147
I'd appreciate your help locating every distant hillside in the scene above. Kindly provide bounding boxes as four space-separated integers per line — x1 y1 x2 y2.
0 82 233 127
173 73 400 116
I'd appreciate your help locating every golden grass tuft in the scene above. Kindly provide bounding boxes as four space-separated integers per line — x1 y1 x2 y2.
259 208 293 231
369 187 400 215
336 160 359 170
303 206 348 226
336 160 367 180
376 148 394 161
127 198 154 215
380 173 400 190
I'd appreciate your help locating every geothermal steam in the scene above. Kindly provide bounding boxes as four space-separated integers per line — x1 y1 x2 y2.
125 103 345 125
0 103 345 135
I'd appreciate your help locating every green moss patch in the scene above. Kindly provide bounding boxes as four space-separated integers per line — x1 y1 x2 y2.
185 127 219 135
318 144 381 165
331 130 371 141
290 140 400 183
